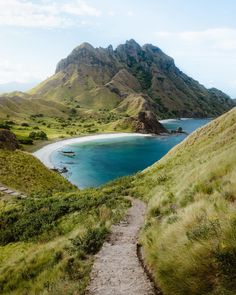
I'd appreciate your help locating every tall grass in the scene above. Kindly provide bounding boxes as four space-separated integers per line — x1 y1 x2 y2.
132 108 236 294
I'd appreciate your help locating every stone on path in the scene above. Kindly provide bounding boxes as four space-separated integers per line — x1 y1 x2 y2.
0 184 27 198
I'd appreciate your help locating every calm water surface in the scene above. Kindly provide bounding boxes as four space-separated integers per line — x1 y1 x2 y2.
51 118 211 188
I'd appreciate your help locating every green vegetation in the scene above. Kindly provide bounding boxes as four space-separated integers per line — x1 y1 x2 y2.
0 102 235 294
1 40 234 144
29 130 48 140
0 99 132 151
0 149 73 195
30 40 234 121
127 107 236 295
0 147 131 294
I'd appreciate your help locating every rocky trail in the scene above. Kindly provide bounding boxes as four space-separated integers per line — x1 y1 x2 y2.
0 184 27 199
86 198 156 295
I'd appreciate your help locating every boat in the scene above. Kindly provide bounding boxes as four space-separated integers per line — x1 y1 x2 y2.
60 150 75 157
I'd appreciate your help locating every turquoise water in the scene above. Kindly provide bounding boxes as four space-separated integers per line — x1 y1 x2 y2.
51 119 211 188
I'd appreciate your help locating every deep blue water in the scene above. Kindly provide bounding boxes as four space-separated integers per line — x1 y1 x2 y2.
51 118 211 188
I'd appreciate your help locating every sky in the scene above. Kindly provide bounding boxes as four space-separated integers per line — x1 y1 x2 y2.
0 0 236 97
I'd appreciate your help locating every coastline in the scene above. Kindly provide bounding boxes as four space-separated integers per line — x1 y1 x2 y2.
33 132 152 169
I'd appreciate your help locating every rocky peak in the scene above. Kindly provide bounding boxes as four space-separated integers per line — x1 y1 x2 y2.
56 39 174 74
143 43 162 54
76 42 94 50
56 42 98 73
107 44 114 54
115 39 143 63
125 39 141 49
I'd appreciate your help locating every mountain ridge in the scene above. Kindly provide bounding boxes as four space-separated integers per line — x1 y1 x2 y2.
0 39 234 137
32 39 233 122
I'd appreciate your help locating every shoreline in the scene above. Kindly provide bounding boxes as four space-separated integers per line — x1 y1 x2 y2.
33 132 152 169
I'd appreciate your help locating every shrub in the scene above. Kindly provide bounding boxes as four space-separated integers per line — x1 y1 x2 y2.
69 108 77 116
29 131 48 140
5 120 15 125
17 136 33 145
71 226 109 255
21 122 29 127
0 123 10 130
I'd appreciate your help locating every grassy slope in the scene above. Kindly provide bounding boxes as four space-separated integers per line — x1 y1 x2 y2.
0 149 73 195
1 107 235 294
0 90 130 150
0 95 67 120
130 107 236 295
0 148 131 294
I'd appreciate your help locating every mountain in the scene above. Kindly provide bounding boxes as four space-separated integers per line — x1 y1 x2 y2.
30 40 233 120
0 40 234 136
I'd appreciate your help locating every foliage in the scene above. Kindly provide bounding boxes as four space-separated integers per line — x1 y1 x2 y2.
0 107 235 294
0 123 11 130
29 130 48 140
0 149 73 194
0 173 130 294
71 226 109 255
17 135 33 145
132 107 236 295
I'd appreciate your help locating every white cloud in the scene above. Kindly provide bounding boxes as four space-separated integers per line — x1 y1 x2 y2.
63 1 101 17
0 60 43 83
126 11 134 16
108 11 116 16
229 79 236 88
155 28 236 52
0 0 101 28
153 28 236 96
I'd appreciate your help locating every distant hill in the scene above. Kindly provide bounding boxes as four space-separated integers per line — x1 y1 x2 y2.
0 81 40 94
0 92 67 119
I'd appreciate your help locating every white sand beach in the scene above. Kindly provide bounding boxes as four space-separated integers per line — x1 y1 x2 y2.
159 119 179 123
34 133 151 169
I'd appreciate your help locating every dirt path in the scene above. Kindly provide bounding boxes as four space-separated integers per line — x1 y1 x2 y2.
86 198 155 295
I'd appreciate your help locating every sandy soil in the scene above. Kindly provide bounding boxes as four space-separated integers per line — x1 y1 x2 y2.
86 198 155 295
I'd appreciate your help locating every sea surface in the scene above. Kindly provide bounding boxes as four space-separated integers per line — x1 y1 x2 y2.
51 118 211 188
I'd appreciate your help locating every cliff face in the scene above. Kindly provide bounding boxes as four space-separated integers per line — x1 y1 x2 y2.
29 39 234 134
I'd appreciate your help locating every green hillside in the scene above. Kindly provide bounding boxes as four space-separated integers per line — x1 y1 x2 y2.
130 107 236 294
1 40 234 142
0 149 74 195
0 93 67 119
0 147 129 294
0 106 235 294
31 40 234 120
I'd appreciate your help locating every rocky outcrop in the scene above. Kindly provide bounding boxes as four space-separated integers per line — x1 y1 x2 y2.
0 130 19 151
135 111 168 134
